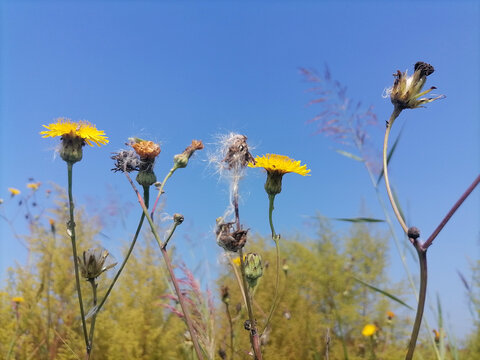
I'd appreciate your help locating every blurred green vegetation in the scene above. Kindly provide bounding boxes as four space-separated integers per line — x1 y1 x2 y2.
1 188 477 359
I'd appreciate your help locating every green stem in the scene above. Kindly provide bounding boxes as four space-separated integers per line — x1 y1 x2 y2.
125 173 205 360
67 162 89 352
406 246 428 360
96 186 150 314
261 194 280 335
238 248 263 360
87 279 98 358
151 166 177 217
162 221 180 250
225 302 234 360
383 109 408 234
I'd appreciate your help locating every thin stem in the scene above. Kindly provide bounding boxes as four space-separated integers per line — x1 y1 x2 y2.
162 221 180 250
228 255 248 308
406 246 428 360
224 302 234 360
261 194 280 335
238 248 263 360
423 174 480 250
96 186 150 314
151 166 177 217
87 279 98 359
232 179 262 360
67 162 89 352
161 247 204 360
383 108 408 234
125 173 204 360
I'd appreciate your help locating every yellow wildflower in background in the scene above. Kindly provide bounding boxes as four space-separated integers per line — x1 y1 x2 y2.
40 118 109 147
387 310 395 320
12 296 25 304
232 255 246 266
27 182 41 191
248 154 310 176
362 324 377 337
8 188 21 196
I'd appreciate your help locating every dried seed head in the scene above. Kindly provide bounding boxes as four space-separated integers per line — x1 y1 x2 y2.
111 150 141 173
222 134 255 170
131 140 161 159
215 218 248 252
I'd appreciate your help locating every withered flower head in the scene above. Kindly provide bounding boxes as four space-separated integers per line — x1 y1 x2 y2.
222 134 255 170
215 218 248 252
111 150 142 173
173 139 204 169
77 248 117 280
130 139 161 159
386 61 444 112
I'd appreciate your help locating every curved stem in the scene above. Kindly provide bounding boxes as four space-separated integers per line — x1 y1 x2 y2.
262 194 280 335
406 247 428 360
67 162 89 352
383 109 408 234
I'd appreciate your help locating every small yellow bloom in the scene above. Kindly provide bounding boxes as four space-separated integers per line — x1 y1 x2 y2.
387 311 395 320
27 182 41 191
433 329 440 343
248 154 310 196
232 255 246 267
362 324 377 337
248 154 310 176
40 118 108 147
8 188 21 196
12 296 25 304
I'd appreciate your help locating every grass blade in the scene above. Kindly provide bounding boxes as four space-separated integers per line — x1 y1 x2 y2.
353 276 414 310
336 149 363 162
334 217 385 223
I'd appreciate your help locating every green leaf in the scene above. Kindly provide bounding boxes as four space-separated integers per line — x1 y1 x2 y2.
334 217 385 223
335 149 363 162
377 125 405 186
353 276 414 310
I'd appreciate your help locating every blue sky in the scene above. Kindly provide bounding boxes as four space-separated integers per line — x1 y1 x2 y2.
1 0 479 340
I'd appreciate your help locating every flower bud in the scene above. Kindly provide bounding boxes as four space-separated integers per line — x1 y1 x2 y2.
173 213 184 224
264 172 283 196
60 136 84 164
245 253 263 288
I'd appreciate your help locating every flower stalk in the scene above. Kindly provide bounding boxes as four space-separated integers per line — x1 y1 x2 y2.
67 162 90 353
124 172 205 360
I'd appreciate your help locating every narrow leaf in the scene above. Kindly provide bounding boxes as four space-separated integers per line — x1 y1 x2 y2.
353 276 414 310
334 217 385 223
335 149 363 162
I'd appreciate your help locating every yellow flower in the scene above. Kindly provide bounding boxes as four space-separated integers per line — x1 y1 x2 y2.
362 324 377 337
248 154 310 176
8 188 21 196
12 296 25 304
40 118 108 147
248 154 310 196
26 182 41 191
386 310 395 320
232 255 246 267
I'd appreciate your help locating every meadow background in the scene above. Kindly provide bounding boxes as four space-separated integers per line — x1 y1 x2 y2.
0 1 479 358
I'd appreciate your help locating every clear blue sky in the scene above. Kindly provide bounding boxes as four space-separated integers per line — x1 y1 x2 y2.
1 0 479 340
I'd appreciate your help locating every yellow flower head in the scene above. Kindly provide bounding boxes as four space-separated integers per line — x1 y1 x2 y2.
248 154 310 196
12 296 25 304
27 182 41 191
362 324 377 337
387 311 395 320
8 188 21 196
248 154 310 176
40 118 109 147
232 255 246 267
